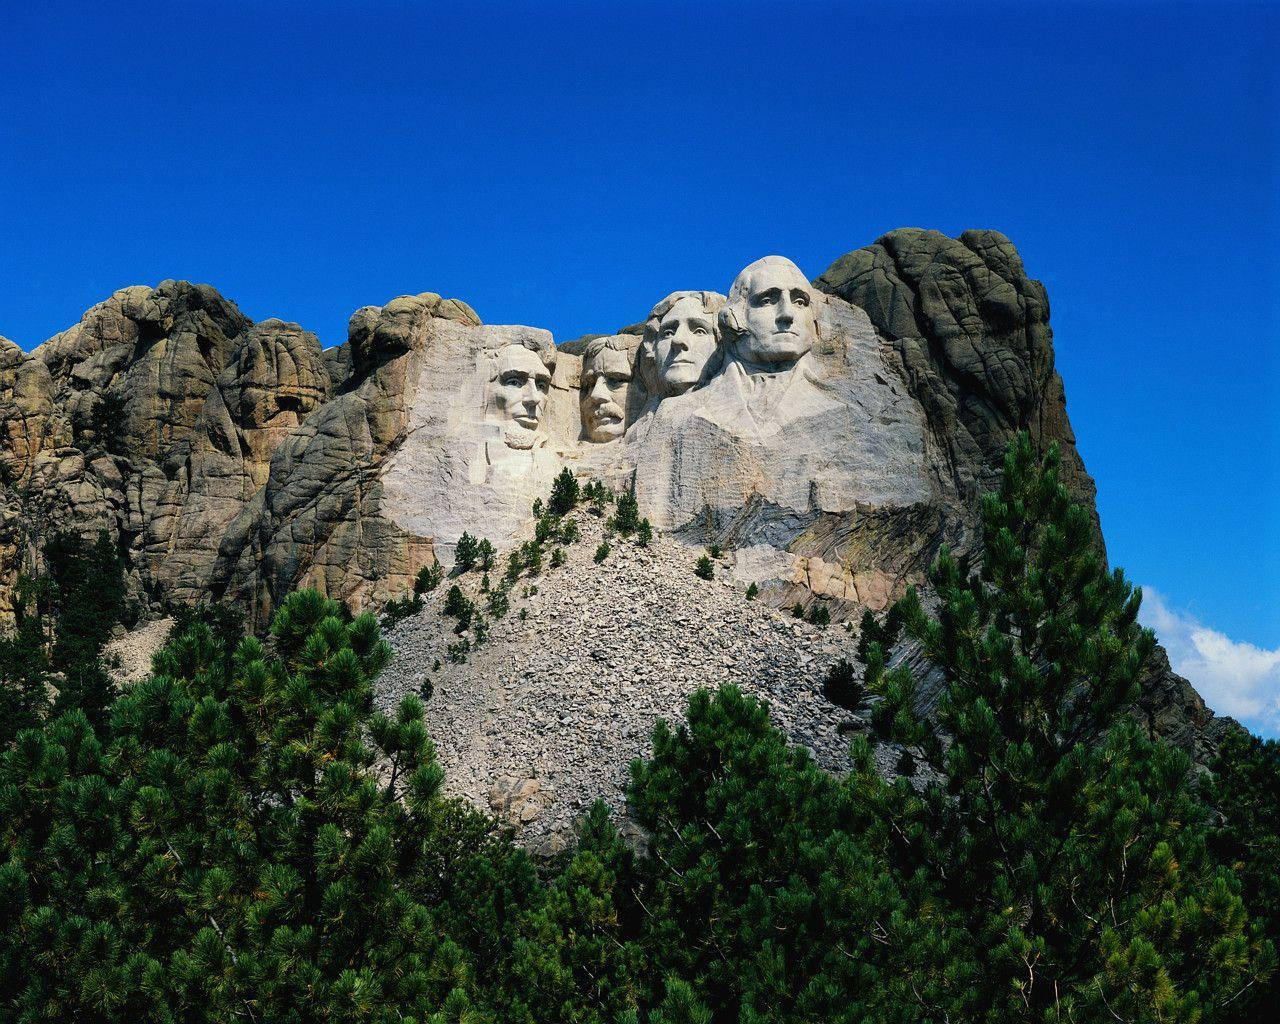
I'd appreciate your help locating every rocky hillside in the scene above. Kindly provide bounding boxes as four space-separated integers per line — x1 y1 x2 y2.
375 507 878 855
1 229 1227 779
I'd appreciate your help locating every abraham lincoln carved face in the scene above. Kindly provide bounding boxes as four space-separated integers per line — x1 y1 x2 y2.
486 342 553 449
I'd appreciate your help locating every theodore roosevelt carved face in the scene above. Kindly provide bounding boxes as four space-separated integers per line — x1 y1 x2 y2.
487 342 553 449
580 335 637 442
644 291 723 397
720 256 818 371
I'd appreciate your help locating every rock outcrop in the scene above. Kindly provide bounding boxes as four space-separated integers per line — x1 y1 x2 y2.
0 230 1228 771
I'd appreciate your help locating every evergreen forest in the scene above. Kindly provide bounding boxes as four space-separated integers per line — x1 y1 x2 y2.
2 437 1277 1023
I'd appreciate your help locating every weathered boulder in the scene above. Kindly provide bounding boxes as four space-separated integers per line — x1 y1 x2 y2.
208 295 481 627
814 229 1096 522
141 319 332 607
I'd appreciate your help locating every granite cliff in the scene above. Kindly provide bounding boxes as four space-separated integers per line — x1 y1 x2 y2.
0 229 1221 775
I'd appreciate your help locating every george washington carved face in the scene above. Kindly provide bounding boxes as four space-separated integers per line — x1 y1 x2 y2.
721 256 819 370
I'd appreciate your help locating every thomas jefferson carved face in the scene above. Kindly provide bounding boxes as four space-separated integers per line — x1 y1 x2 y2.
580 340 633 442
654 295 718 393
488 344 551 449
723 257 818 369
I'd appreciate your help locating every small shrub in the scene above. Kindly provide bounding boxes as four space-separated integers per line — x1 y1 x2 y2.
551 547 566 568
519 607 529 621
896 748 917 777
709 543 722 559
745 582 759 600
506 549 524 582
694 555 714 580
432 658 441 672
471 612 489 645
418 677 433 701
487 587 510 619
454 532 479 572
443 585 475 631
594 541 611 564
807 603 831 627
535 513 560 545
414 563 443 595
446 638 471 663
791 602 806 618
636 518 653 546
382 594 423 625
549 467 580 516
480 573 490 592
612 489 640 535
560 519 580 543
89 392 129 455
523 541 543 576
476 539 495 571
822 658 863 711
532 497 545 519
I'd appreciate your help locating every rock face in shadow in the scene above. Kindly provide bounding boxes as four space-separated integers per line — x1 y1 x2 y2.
815 228 1096 518
0 230 1227 757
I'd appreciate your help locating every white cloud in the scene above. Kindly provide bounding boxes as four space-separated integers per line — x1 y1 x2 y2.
1139 587 1280 736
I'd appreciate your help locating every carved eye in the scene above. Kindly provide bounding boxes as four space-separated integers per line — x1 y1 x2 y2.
792 290 811 307
660 325 676 338
536 378 550 393
501 372 525 387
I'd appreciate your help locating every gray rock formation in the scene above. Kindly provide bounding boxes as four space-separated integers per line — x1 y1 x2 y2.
0 230 1227 768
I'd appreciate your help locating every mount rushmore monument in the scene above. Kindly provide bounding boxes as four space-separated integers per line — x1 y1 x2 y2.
0 227 1218 752
383 253 933 583
0 229 1104 630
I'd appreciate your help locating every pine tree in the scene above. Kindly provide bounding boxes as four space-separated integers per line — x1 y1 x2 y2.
860 432 1275 1022
507 804 643 1023
626 686 929 1022
0 616 50 745
415 562 444 594
454 532 479 572
549 467 581 517
1207 729 1280 1023
611 486 640 535
0 590 529 1021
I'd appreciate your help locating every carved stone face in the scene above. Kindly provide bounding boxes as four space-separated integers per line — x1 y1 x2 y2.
654 295 717 394
580 345 632 442
734 258 817 368
489 344 551 448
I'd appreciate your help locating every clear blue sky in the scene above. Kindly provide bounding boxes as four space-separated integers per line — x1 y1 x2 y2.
2 2 1277 729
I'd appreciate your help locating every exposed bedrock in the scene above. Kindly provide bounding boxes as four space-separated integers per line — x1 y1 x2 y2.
0 230 1225 755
